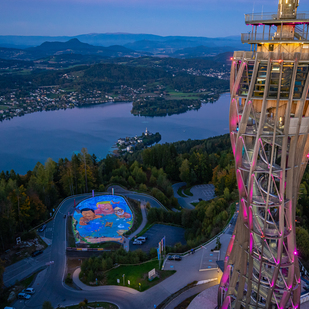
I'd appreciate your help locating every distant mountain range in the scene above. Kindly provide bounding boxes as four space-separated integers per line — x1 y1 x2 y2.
0 33 248 62
0 38 146 61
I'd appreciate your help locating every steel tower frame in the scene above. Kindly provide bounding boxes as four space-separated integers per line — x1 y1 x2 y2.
218 1 309 308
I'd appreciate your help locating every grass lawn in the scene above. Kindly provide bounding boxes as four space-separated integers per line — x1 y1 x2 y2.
19 272 36 288
183 187 193 197
191 202 199 207
166 90 201 100
177 187 186 197
136 222 154 238
0 105 9 110
105 260 176 291
63 302 118 309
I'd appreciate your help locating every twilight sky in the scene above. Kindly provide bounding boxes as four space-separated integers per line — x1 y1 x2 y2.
1 0 309 38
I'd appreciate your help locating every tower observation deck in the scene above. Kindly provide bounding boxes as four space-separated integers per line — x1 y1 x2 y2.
218 0 309 308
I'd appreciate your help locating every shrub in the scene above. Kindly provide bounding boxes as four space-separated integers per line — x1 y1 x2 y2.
139 183 148 192
98 184 105 192
65 273 73 284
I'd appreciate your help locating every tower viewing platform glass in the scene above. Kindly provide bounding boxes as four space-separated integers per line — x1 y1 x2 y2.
218 0 309 308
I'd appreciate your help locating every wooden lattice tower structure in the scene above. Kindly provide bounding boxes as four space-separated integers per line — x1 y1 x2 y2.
218 0 309 308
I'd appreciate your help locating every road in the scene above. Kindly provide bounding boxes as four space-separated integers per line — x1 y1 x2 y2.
172 183 216 210
9 190 236 309
172 182 194 209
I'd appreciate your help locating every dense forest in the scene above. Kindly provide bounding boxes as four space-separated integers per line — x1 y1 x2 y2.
131 98 201 117
0 135 232 252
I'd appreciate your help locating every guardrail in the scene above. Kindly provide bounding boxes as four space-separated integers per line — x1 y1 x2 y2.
162 207 238 265
301 292 309 304
245 12 309 23
241 32 309 43
131 192 169 211
106 185 169 211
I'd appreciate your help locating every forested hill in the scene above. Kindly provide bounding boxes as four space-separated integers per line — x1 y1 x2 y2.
0 133 308 271
0 134 233 252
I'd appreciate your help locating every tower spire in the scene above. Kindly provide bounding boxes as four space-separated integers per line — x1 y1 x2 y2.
278 0 299 19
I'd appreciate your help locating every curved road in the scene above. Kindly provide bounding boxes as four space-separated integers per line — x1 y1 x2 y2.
12 191 168 309
11 190 223 309
14 194 140 309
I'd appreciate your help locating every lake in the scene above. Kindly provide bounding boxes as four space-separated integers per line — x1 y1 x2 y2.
0 93 230 174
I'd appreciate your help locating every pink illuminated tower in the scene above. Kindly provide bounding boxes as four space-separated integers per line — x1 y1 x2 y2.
218 0 309 308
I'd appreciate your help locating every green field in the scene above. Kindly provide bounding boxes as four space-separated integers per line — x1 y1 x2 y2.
166 90 201 100
0 105 9 110
191 202 199 207
177 187 186 197
105 260 175 291
183 187 193 196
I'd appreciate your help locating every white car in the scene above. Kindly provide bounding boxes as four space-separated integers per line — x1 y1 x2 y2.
18 293 31 299
22 288 35 294
132 240 143 245
136 236 147 242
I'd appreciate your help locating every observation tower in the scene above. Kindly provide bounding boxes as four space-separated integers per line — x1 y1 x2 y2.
218 0 309 308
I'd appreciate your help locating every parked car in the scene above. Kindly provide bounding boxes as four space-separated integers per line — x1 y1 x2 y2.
136 236 147 242
168 255 182 261
22 288 35 294
18 293 31 300
132 240 143 245
31 250 43 257
38 224 46 232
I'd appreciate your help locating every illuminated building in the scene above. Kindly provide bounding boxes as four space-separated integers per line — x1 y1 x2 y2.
218 0 309 308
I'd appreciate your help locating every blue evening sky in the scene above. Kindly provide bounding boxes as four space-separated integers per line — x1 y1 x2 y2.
1 0 309 37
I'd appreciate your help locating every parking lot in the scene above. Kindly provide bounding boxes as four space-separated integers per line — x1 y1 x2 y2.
130 224 186 252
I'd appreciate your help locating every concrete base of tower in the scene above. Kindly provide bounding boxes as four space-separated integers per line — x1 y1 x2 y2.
187 284 218 309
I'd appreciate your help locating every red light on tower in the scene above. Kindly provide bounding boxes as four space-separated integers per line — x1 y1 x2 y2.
230 57 233 61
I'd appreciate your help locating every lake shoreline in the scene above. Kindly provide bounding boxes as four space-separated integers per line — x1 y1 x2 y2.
0 93 230 174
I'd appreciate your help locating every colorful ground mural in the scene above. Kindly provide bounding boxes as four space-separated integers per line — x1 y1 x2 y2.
72 195 133 244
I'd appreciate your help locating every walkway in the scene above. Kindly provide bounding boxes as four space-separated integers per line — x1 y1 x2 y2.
123 202 147 252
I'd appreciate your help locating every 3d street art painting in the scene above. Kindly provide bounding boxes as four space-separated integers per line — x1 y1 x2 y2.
72 195 133 244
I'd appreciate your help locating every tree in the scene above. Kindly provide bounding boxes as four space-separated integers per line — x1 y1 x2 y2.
223 187 230 201
149 175 157 187
179 159 191 184
98 184 105 192
139 183 148 192
87 269 95 282
296 227 309 259
128 176 136 188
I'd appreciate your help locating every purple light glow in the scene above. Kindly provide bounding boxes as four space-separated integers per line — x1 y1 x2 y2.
250 233 253 254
